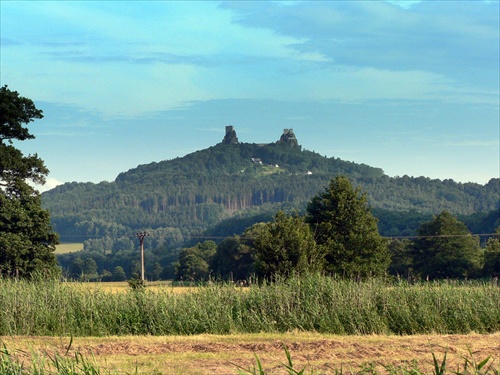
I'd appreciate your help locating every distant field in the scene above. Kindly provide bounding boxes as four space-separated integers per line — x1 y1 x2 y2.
78 280 197 294
55 243 83 254
60 280 205 294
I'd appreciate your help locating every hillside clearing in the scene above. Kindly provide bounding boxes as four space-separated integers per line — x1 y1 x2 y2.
55 243 84 254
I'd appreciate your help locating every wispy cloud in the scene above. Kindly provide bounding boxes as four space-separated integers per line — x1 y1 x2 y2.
2 1 497 185
3 0 497 117
29 177 63 193
224 1 499 69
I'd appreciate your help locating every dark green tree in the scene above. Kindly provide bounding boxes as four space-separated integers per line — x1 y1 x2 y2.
82 257 98 281
69 257 84 279
112 266 127 281
100 269 112 281
174 240 216 281
387 238 413 278
0 85 59 278
305 176 390 278
411 211 483 279
252 211 323 279
211 236 256 280
151 262 164 281
483 227 500 278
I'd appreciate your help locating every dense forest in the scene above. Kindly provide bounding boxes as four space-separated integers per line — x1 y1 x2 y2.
44 130 498 240
46 129 499 280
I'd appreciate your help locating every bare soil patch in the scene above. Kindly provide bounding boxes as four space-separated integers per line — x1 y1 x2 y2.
2 333 499 374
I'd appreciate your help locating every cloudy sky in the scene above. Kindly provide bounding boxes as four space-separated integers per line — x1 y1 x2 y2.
1 1 498 190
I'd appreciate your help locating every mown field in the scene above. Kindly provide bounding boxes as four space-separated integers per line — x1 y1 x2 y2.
2 333 499 374
1 274 499 374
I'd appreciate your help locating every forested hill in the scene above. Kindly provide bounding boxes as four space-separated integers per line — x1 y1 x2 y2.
42 130 499 246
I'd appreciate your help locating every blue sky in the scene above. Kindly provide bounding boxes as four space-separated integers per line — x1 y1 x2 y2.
1 0 498 190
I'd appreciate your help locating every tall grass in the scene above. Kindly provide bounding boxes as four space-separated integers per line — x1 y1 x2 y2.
1 274 499 336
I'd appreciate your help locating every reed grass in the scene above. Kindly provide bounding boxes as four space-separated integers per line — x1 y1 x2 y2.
1 275 499 336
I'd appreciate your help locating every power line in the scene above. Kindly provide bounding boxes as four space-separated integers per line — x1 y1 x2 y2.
58 233 499 241
386 233 498 240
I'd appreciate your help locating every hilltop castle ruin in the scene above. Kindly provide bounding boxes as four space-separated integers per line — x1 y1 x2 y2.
221 126 300 148
278 128 299 148
222 125 239 144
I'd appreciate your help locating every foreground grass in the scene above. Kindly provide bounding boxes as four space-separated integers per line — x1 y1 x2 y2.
1 341 104 375
233 346 499 375
1 275 499 336
1 334 499 375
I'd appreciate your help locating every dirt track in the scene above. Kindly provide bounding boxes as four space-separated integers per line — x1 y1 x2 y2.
3 333 500 374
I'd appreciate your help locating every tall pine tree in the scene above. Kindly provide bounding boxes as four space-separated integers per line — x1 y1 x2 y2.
305 176 389 278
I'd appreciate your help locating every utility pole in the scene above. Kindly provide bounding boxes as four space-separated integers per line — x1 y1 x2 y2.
135 231 149 281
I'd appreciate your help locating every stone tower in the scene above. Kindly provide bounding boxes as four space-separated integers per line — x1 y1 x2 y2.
222 125 239 144
278 128 300 148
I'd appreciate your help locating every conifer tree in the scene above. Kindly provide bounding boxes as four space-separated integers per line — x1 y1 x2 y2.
305 176 389 278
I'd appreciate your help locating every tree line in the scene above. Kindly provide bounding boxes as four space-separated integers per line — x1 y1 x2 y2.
53 202 499 282
174 176 500 282
1 86 499 281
